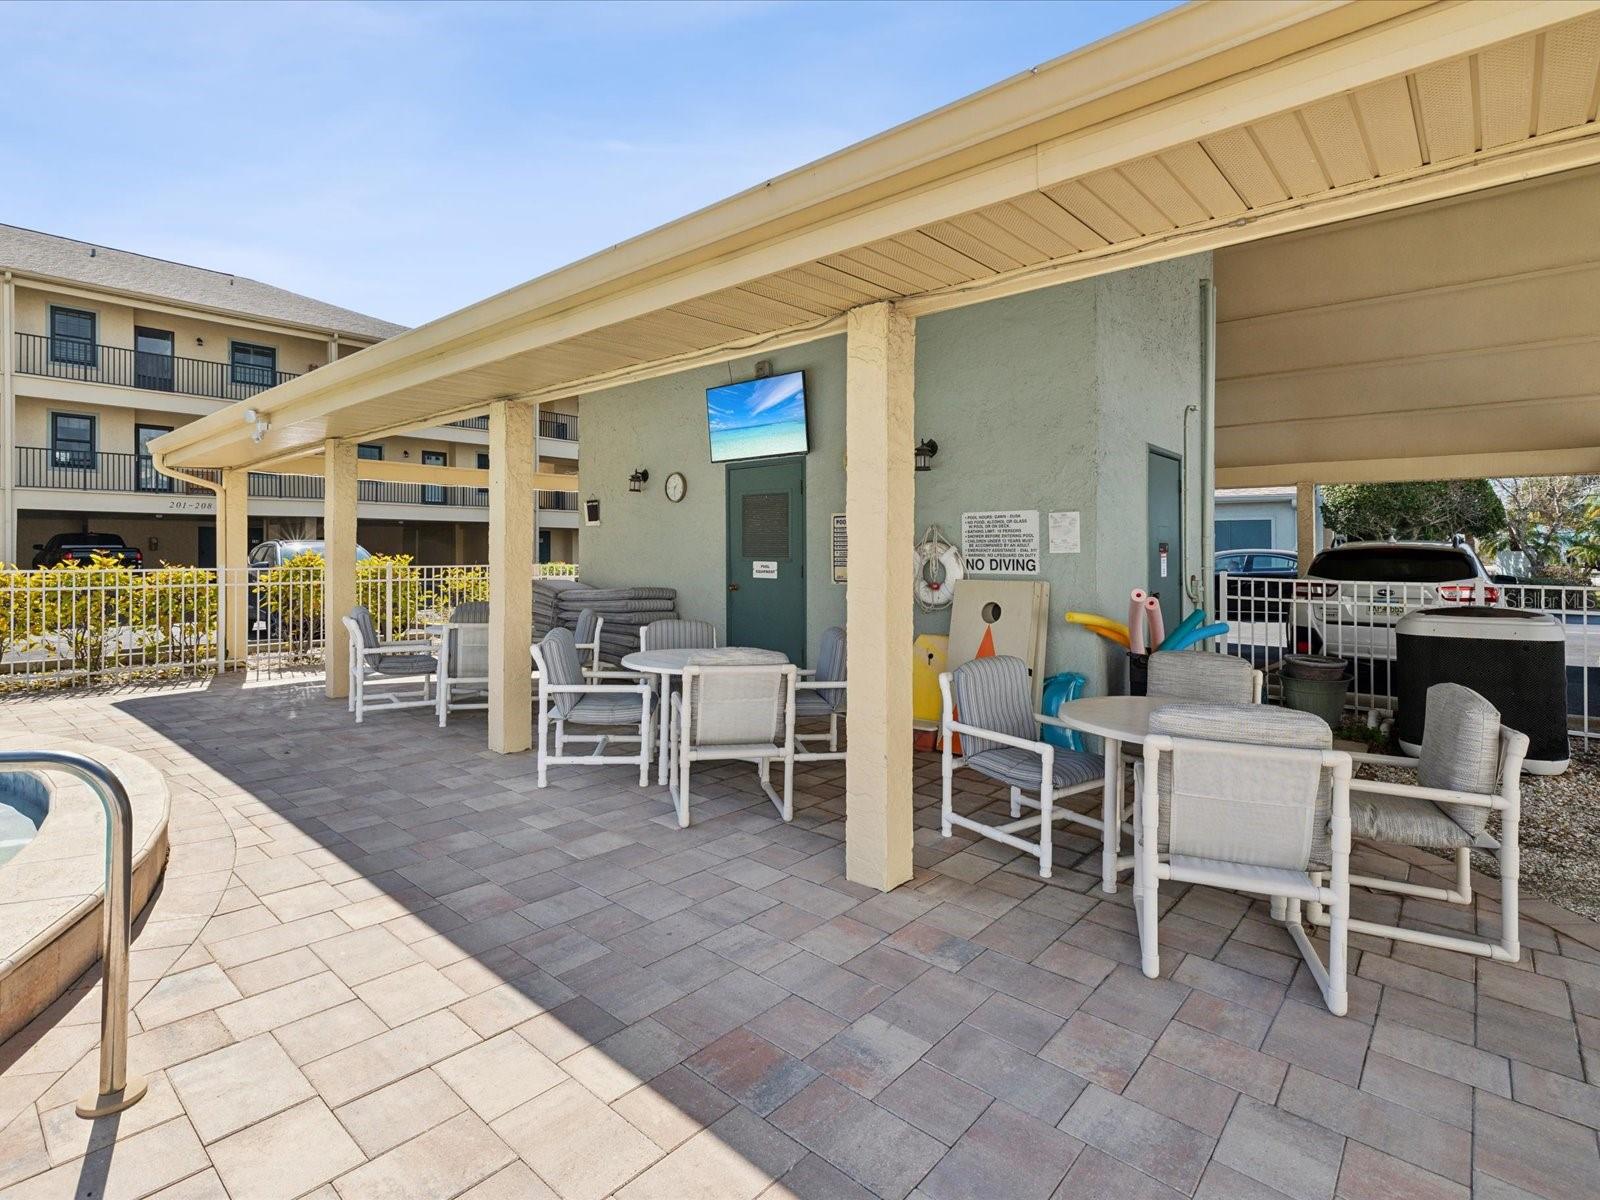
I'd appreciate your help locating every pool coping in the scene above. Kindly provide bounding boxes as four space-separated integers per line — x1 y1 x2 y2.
0 737 169 1044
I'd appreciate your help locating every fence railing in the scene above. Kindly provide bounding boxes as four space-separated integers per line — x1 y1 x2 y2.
1217 573 1598 744
0 560 579 690
16 332 300 403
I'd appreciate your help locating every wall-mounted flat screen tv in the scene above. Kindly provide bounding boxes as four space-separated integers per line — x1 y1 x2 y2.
706 371 809 463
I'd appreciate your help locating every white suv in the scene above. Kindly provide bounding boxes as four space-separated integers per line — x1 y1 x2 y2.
1296 541 1497 661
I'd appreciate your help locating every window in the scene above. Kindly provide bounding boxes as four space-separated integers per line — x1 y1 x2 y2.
357 444 384 461
49 307 97 366
475 452 488 499
230 341 277 387
1216 518 1274 552
50 412 96 468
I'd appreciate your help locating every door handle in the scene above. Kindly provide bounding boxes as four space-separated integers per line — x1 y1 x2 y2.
728 583 740 592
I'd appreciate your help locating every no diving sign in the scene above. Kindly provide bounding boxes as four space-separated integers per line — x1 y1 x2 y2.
961 510 1040 575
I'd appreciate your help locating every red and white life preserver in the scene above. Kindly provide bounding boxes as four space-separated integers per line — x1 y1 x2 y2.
913 534 963 610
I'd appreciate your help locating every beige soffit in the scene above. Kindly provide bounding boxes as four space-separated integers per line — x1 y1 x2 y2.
154 0 1600 473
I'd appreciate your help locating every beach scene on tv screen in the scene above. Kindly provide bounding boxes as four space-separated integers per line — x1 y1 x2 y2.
707 372 808 461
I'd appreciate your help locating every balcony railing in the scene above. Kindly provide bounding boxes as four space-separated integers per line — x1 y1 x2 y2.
445 413 578 441
17 448 579 513
15 333 300 403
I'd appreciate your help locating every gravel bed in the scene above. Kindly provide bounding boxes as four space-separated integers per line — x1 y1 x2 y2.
1361 742 1600 922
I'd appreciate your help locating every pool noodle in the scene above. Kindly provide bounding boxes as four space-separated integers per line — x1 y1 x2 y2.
1127 595 1146 655
1143 597 1165 649
1156 608 1206 651
1165 621 1230 651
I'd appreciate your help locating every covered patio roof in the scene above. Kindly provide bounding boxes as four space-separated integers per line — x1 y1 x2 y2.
153 0 1600 476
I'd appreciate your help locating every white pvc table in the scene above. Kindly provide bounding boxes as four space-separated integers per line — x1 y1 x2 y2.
620 647 789 784
1054 695 1172 894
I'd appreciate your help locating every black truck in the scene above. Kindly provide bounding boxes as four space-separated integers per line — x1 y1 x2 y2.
30 532 144 569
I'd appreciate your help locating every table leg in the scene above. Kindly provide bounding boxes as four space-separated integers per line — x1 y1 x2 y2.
1101 738 1122 894
657 677 673 786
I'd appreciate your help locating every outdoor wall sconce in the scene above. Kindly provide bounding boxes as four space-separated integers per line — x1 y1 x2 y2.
915 439 939 472
585 496 601 524
628 468 649 493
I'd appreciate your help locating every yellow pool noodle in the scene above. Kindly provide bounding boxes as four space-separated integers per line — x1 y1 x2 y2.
1063 611 1130 638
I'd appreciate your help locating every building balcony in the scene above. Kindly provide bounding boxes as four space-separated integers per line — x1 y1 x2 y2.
15 447 578 515
445 412 579 442
14 332 301 404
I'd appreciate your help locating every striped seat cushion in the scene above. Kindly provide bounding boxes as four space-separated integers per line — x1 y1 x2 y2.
1348 787 1478 850
567 692 654 725
967 746 1104 790
372 652 436 675
1148 650 1256 704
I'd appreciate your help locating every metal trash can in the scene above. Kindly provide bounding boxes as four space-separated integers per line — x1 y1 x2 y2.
1278 654 1351 727
1395 606 1569 774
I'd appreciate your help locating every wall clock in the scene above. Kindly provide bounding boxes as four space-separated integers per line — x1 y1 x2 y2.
665 472 688 503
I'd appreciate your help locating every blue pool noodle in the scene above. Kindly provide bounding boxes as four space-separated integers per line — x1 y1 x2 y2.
1156 608 1207 651
1164 621 1231 652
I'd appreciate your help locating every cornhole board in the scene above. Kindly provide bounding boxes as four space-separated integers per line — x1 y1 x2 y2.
912 633 948 751
948 580 1050 711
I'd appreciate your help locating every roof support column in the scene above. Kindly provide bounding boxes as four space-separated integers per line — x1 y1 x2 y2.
844 301 916 892
219 468 250 667
488 398 535 753
0 273 15 566
323 440 358 700
1296 481 1317 570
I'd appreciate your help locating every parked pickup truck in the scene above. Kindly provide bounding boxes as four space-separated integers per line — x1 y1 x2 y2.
30 533 144 569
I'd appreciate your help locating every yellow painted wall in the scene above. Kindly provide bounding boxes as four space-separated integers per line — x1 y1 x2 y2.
1215 167 1600 485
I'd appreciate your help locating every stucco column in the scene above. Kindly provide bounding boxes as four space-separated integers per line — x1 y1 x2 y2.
219 468 250 666
844 302 916 892
0 273 15 566
488 398 535 753
1296 481 1317 569
323 440 358 699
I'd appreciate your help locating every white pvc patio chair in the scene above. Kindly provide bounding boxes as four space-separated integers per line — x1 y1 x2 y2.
640 619 718 652
341 606 437 723
436 608 490 727
939 655 1105 878
1136 703 1353 1015
1307 682 1529 963
531 627 654 787
573 607 605 677
795 625 847 762
669 659 797 827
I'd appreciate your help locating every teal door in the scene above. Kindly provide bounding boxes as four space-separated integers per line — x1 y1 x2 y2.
726 458 806 665
1147 448 1184 636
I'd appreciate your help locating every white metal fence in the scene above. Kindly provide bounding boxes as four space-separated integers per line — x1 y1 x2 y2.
1217 573 1599 744
0 561 579 690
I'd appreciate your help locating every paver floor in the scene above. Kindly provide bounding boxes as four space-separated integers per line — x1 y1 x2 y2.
2 672 1600 1199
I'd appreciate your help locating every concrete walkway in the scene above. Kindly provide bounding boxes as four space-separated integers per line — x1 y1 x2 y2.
2 673 1599 1199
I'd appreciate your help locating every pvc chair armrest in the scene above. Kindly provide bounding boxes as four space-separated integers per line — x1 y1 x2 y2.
589 669 649 681
945 721 1047 757
1353 777 1506 809
796 668 818 677
794 679 848 692
1349 752 1419 769
360 643 432 659
1035 713 1079 730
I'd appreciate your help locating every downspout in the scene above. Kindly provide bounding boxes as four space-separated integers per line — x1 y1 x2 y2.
152 449 230 663
1196 279 1217 622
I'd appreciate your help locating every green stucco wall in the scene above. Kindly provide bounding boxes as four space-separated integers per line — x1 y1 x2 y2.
578 252 1210 684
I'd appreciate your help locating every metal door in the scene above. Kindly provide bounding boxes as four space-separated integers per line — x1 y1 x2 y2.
1147 448 1184 637
725 458 806 664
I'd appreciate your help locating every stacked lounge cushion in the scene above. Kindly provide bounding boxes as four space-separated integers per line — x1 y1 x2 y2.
532 581 678 661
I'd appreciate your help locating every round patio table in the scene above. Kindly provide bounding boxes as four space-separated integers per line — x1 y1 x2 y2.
621 647 789 785
1054 695 1174 896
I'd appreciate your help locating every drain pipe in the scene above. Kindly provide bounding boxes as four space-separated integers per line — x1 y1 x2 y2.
152 451 231 663
1198 279 1217 622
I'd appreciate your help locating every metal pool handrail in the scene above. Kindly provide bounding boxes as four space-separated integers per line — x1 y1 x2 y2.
0 750 146 1118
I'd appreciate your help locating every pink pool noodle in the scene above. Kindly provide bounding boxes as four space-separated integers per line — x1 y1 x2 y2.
1143 597 1165 649
1127 590 1148 655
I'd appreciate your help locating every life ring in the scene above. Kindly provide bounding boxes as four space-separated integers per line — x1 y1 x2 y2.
913 541 963 610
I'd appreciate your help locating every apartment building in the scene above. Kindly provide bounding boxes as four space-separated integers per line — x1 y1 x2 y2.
0 225 580 567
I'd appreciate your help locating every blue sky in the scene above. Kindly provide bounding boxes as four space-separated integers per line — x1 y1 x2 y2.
3 1 1175 328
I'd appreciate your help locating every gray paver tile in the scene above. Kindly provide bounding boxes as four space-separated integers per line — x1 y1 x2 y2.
617 1104 805 1200
167 1032 315 1143
876 1061 993 1146
772 1076 946 1200
209 1100 365 1200
332 1067 466 1158
1473 1090 1600 1200
332 1109 514 1200
493 1078 662 1200
1213 1096 1343 1200
687 1027 820 1115
1059 1084 1213 1194
925 1023 1086 1124
920 1100 1081 1200
806 1014 931 1098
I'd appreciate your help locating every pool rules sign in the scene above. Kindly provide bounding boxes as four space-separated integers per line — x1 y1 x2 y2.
961 510 1040 575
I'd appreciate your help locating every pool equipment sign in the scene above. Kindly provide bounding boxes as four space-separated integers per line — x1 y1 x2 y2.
961 511 1040 575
